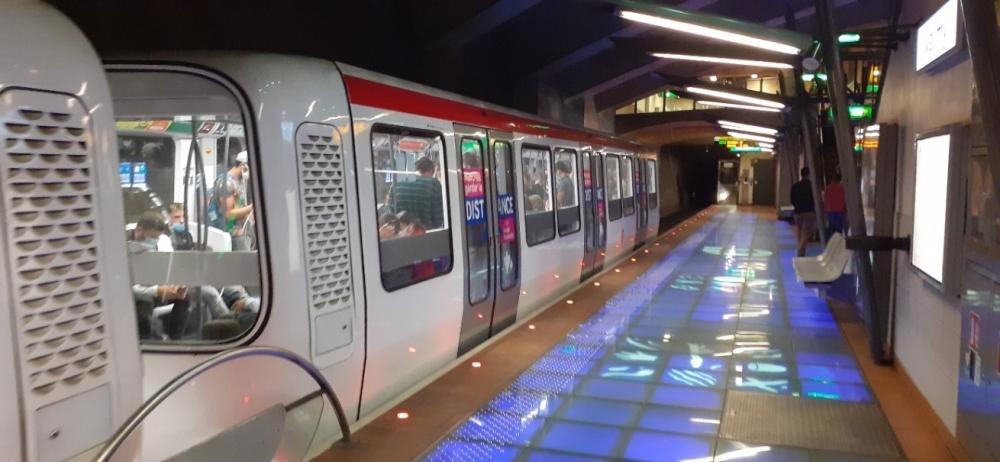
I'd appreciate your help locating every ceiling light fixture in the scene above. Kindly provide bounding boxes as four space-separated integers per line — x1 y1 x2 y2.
717 120 778 135
727 131 777 143
619 10 801 55
652 53 794 69
708 75 718 82
687 86 785 109
750 73 759 79
696 100 781 113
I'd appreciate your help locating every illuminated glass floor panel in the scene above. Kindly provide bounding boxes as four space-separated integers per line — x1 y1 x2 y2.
423 211 892 461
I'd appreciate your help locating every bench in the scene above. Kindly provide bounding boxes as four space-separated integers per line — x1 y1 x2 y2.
793 232 851 284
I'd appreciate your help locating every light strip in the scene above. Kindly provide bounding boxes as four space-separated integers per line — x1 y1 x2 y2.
652 53 793 69
727 131 777 143
696 100 781 113
717 120 779 135
687 86 785 109
620 10 801 55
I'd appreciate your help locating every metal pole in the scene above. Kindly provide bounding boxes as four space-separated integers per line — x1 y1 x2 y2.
798 112 827 246
815 0 889 364
94 346 353 462
960 0 1000 205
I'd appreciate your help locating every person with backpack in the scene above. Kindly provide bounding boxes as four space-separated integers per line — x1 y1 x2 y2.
208 151 254 250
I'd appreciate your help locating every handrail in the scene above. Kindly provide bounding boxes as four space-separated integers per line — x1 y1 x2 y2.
94 346 352 462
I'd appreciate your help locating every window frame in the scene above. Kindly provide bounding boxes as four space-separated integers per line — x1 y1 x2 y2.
605 153 623 221
554 147 582 237
106 64 272 352
370 123 454 292
520 143 556 246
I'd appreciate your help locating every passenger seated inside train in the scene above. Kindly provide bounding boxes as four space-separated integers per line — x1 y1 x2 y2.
384 156 444 230
126 211 230 341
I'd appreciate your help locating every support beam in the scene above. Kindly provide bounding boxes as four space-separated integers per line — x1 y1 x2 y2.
815 0 889 364
799 111 827 247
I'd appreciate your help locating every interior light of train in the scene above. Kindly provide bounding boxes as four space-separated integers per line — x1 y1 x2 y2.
717 120 778 135
618 10 801 55
652 53 793 69
838 33 861 43
687 87 785 109
726 131 776 143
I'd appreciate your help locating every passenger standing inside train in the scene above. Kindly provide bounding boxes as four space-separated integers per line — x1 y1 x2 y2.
824 173 847 236
555 161 574 208
208 151 254 250
388 156 444 229
790 167 817 257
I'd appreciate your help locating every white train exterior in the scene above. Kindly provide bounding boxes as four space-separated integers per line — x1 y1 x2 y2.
0 2 661 460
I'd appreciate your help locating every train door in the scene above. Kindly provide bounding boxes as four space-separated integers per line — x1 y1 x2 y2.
590 153 608 274
488 131 521 335
634 158 649 249
455 124 493 355
581 150 597 280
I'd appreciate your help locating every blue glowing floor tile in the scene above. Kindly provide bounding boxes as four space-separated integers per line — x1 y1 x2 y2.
661 368 725 388
560 397 641 426
537 422 622 457
423 439 519 462
790 319 839 330
488 391 560 414
630 324 674 338
650 385 723 410
730 375 793 395
691 311 739 323
455 412 546 444
597 363 659 381
801 380 873 402
714 440 809 462
797 364 864 384
530 357 596 376
512 371 584 394
623 431 714 462
668 354 728 371
522 450 605 462
578 378 650 402
637 406 722 436
734 361 790 375
611 348 665 364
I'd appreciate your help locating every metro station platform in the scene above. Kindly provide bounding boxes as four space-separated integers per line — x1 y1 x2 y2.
322 207 966 462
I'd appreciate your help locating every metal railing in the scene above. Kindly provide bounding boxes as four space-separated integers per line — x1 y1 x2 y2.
94 346 352 462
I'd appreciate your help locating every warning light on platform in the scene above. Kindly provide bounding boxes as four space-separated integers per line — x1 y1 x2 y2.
838 33 861 44
528 324 536 330
397 412 409 420
594 282 601 287
631 258 637 262
472 361 482 368
408 347 417 353
566 300 574 305
615 268 622 273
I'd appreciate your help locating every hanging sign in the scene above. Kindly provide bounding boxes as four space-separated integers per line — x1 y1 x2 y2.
915 0 962 72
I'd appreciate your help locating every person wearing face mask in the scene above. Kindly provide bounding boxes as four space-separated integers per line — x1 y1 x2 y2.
208 150 254 250
127 211 229 340
168 203 195 251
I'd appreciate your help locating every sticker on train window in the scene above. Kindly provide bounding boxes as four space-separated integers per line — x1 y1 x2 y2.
497 193 516 244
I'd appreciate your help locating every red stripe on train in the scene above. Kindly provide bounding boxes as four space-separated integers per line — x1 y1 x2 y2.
342 75 640 151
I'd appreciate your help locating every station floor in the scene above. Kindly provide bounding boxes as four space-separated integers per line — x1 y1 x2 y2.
322 207 967 462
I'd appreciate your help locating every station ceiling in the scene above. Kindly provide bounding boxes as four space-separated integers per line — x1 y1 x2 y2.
49 0 894 140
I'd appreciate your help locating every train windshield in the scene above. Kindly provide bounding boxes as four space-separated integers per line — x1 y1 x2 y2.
109 70 264 346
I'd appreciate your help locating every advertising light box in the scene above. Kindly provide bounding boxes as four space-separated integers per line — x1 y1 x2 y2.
915 0 963 72
911 125 966 297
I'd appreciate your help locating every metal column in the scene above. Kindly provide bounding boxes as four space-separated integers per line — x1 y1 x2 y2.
815 0 890 364
961 0 1000 204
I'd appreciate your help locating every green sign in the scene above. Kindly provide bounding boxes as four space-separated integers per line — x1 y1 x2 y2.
730 147 762 153
826 104 872 120
838 33 861 44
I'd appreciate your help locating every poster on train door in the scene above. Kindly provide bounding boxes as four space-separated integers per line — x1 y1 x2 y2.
497 194 516 244
464 167 486 225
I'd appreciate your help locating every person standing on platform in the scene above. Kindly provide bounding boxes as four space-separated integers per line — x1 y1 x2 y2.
824 173 847 236
790 167 817 257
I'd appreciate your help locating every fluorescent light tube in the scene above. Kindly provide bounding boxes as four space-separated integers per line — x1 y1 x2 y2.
688 86 785 109
620 10 801 55
696 100 781 112
652 53 793 69
727 131 777 143
717 120 779 135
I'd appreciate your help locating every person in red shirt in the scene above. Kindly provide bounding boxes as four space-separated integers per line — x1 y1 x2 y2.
824 173 847 235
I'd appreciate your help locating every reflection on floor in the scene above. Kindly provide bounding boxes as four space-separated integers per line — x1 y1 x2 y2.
423 209 903 461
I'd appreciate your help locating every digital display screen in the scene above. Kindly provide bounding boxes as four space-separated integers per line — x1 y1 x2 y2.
119 162 131 185
915 0 959 71
911 134 951 283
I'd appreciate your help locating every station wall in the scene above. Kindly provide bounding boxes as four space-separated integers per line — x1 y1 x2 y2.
876 0 974 434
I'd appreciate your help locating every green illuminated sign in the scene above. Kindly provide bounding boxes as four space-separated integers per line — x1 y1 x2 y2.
802 73 828 82
838 33 861 44
730 147 762 153
827 104 873 120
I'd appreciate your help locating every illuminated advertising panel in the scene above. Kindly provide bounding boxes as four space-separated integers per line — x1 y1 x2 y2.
916 0 962 71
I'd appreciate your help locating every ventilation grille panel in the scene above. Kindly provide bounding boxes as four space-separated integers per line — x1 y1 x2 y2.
295 123 353 316
0 89 111 404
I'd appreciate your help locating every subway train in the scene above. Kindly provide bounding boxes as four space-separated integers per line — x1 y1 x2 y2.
0 2 662 460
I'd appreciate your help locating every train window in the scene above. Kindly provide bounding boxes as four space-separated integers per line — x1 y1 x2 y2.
108 70 264 346
371 126 452 291
605 154 623 221
554 148 581 236
461 138 490 304
521 145 555 245
494 141 519 290
622 156 635 216
647 159 658 209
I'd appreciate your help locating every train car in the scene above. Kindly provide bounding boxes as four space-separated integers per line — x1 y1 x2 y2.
1 3 661 460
